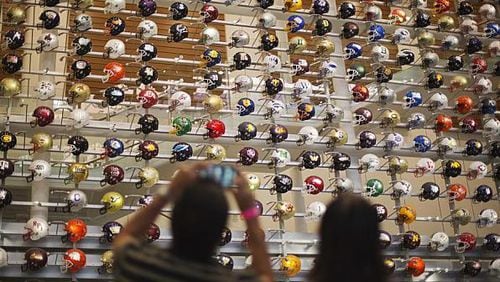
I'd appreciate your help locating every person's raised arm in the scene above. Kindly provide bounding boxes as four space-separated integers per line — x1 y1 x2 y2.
232 170 273 282
113 164 207 251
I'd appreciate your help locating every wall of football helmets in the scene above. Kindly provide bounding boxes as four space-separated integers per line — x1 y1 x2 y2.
0 0 498 280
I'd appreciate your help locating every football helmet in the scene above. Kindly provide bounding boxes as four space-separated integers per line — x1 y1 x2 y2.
258 12 276 29
169 2 188 20
367 24 385 42
62 219 87 243
330 152 350 171
428 232 449 252
73 14 92 32
280 255 301 277
170 142 193 162
137 0 157 17
103 39 125 59
338 2 356 19
358 154 380 173
387 156 408 174
230 30 249 47
206 144 226 162
455 232 476 253
270 149 291 168
303 176 324 195
402 231 421 249
304 201 326 221
104 0 125 14
100 221 123 243
2 54 23 74
392 180 412 199
297 126 318 146
21 248 48 272
272 201 295 221
434 114 453 132
102 62 125 83
414 158 435 177
100 165 124 186
358 131 376 149
236 122 257 141
314 18 332 36
419 182 440 201
473 185 493 203
23 217 49 241
452 208 472 226
365 178 383 197
238 147 258 166
27 160 51 183
136 167 159 189
352 107 372 125
100 192 124 214
407 257 425 277
283 0 302 12
478 209 498 228
403 91 422 109
392 28 411 44
374 205 388 222
345 64 366 81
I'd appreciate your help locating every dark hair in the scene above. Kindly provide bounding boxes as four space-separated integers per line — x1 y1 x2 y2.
171 179 228 262
310 194 386 282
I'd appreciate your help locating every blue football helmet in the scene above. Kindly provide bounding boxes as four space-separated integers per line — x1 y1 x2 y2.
479 98 497 114
367 24 385 42
103 138 124 158
236 98 255 116
201 49 222 68
413 135 432 152
344 42 362 59
312 0 329 15
484 23 499 38
404 91 422 108
286 15 305 33
464 139 483 156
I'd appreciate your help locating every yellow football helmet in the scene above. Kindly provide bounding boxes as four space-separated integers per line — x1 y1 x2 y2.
280 255 301 277
0 78 21 97
136 167 159 189
65 163 89 184
31 133 53 153
273 201 295 221
283 0 302 12
98 250 114 274
288 36 307 54
203 95 224 114
6 6 26 24
417 31 435 48
397 205 417 225
315 38 335 57
100 191 124 214
437 15 455 31
206 144 226 162
67 83 91 105
388 156 408 174
449 75 469 91
327 128 348 147
380 109 401 128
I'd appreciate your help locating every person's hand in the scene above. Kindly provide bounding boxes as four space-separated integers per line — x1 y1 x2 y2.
166 162 212 202
232 168 256 211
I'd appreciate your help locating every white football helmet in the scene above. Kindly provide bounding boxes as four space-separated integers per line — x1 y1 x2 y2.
391 180 412 198
137 20 158 39
371 45 389 62
442 35 459 50
258 12 277 29
326 104 344 121
293 79 313 98
70 109 90 129
460 18 478 34
428 232 449 252
384 132 404 150
36 33 59 53
170 91 191 111
66 190 88 212
263 54 281 73
490 258 500 274
304 201 326 221
478 3 496 20
378 86 396 104
104 0 125 14
428 92 448 111
73 14 93 32
230 30 250 47
234 75 253 92
271 148 291 168
35 81 56 100
103 39 125 59
474 76 493 94
28 160 51 182
468 161 488 180
365 5 382 21
483 118 500 137
413 0 427 8
408 112 426 129
334 178 354 193
199 27 220 45
318 59 338 78
266 99 286 117
392 28 411 44
436 136 457 152
358 154 380 173
297 126 319 145
0 248 7 268
478 209 498 228
23 217 49 241
414 158 435 177
422 51 439 68
488 40 500 57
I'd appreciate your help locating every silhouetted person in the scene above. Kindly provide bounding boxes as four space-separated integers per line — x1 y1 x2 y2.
113 163 272 282
310 193 386 282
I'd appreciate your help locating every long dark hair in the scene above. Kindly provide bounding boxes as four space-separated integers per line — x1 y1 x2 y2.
171 179 228 262
310 193 386 282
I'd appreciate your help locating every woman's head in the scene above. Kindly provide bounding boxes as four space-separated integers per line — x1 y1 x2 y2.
311 193 386 282
171 178 228 262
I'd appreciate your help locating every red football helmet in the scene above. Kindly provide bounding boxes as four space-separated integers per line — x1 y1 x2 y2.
205 119 225 139
435 114 453 132
455 232 476 253
137 89 159 109
63 219 87 243
389 8 406 24
459 116 478 133
351 83 369 102
448 183 467 201
146 223 160 242
62 249 86 273
434 0 451 14
200 4 218 24
470 57 487 74
31 106 55 127
455 96 473 114
407 257 425 277
303 175 324 195
102 62 125 83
